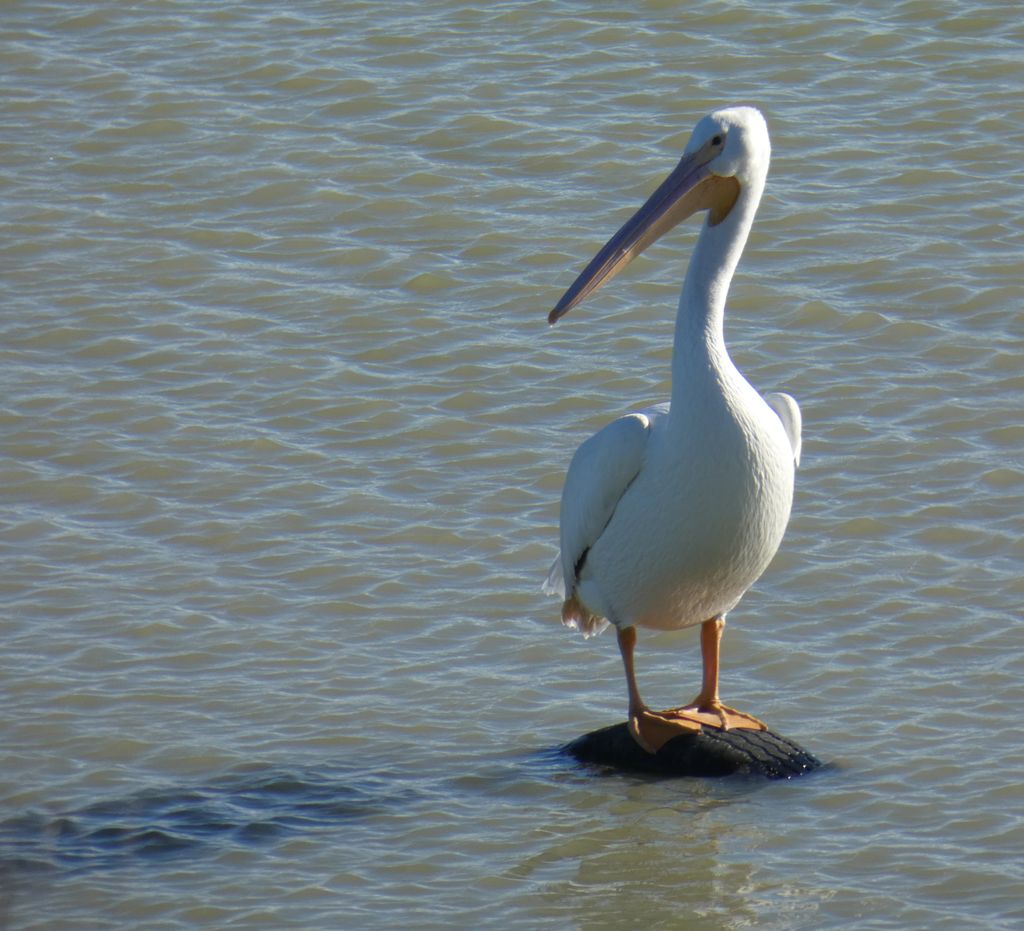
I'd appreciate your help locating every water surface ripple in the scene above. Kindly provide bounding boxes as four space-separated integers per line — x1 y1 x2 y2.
2 1 1023 928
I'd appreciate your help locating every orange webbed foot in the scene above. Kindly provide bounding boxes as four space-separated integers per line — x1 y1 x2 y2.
628 707 702 754
661 699 768 733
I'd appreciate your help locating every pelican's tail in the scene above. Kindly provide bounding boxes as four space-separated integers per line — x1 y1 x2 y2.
560 594 610 639
542 553 609 638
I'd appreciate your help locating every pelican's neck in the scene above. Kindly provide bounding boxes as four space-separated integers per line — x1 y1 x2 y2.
670 182 761 406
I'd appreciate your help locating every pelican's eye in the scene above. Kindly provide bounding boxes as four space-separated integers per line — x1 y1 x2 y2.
711 134 724 148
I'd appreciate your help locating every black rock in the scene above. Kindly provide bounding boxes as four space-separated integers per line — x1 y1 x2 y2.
563 722 822 779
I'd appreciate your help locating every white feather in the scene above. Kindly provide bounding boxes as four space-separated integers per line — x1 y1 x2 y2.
556 410 653 585
765 391 802 467
542 554 564 599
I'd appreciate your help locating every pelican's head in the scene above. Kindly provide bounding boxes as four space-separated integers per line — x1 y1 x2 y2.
685 106 770 191
548 106 770 324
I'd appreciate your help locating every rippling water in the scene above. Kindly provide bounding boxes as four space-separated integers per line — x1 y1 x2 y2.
3 1 1023 928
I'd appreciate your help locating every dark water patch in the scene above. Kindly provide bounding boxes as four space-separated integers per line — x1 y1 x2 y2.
0 761 422 876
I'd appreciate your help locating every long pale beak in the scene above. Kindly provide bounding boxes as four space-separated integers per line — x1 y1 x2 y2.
548 153 739 324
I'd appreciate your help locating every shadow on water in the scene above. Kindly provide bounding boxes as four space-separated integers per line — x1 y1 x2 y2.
0 761 426 878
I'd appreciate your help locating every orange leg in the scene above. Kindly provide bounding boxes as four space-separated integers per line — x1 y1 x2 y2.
662 617 767 732
617 625 701 754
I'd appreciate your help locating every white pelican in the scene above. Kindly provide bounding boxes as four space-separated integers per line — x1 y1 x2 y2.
544 106 801 754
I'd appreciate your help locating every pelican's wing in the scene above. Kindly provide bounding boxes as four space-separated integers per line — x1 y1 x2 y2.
765 391 802 468
543 410 654 600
